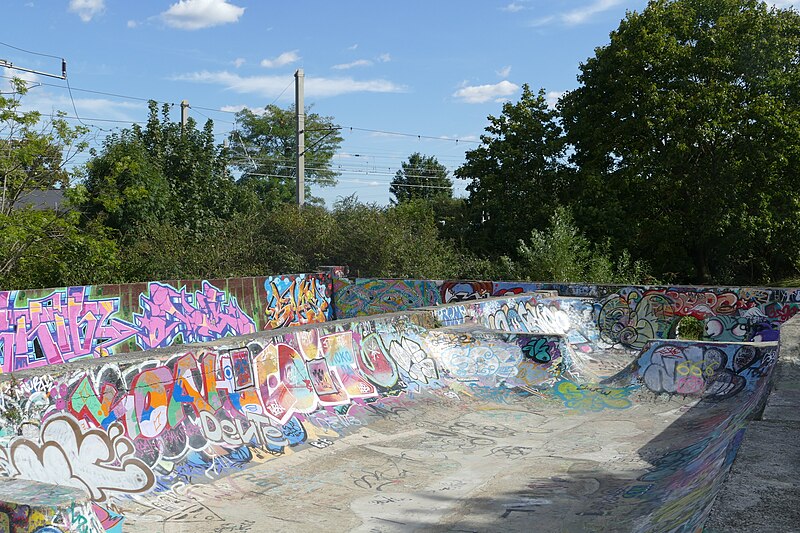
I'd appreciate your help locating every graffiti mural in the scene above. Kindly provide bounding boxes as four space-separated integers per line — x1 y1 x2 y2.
596 287 798 349
0 282 789 529
636 341 777 399
264 274 331 329
0 288 138 373
552 381 636 411
439 281 493 303
134 281 256 349
1 414 155 502
332 279 440 319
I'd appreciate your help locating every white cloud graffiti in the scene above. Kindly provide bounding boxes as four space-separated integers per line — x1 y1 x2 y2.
2 414 155 502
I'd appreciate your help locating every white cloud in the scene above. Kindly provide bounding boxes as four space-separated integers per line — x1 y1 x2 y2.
220 104 268 115
771 0 796 7
502 2 524 12
232 57 246 68
260 50 300 68
529 0 626 27
161 0 245 30
68 0 105 22
453 80 519 104
378 53 391 63
529 15 555 27
127 20 138 28
497 65 512 77
174 70 407 98
348 44 359 50
332 59 373 70
546 90 565 109
562 0 624 26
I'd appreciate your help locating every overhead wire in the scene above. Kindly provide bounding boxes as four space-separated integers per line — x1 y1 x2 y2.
0 40 62 60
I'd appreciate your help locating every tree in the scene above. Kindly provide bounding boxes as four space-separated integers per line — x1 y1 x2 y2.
229 104 343 208
560 0 800 283
389 152 453 204
0 78 119 289
82 101 237 237
455 85 569 256
513 207 653 284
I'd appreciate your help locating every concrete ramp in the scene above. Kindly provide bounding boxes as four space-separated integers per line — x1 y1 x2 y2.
0 295 781 532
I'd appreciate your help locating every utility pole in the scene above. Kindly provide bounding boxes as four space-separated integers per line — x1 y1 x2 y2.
180 100 189 136
295 69 305 206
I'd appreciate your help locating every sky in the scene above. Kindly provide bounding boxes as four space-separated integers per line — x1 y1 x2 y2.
1 0 796 206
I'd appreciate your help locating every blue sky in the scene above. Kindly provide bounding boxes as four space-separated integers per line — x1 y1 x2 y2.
2 0 795 205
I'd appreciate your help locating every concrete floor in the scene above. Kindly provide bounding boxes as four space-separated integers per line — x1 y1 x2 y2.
116 351 752 533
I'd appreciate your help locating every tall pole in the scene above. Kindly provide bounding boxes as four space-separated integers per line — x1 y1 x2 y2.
180 100 189 136
295 69 305 206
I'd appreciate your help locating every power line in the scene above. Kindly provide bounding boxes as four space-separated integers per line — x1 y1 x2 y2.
343 126 480 144
0 40 61 60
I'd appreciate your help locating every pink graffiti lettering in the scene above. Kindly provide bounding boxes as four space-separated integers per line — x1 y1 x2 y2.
0 288 138 372
134 281 256 349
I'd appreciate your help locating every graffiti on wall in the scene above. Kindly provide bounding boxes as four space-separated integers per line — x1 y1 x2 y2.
637 342 777 399
135 281 256 350
333 279 439 319
1 414 155 502
264 274 331 329
0 288 138 373
439 281 492 303
0 322 441 502
596 288 795 349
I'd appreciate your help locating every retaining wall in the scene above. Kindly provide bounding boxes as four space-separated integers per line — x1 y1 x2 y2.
0 273 332 373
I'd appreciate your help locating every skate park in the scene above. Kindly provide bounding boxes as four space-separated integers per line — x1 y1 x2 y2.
0 274 797 532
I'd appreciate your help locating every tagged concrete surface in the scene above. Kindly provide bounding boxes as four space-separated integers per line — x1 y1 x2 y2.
119 341 769 533
0 294 783 532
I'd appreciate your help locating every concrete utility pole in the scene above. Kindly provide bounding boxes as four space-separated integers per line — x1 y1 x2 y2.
180 100 189 135
295 69 305 206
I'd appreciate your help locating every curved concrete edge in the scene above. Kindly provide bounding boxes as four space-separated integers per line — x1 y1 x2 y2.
0 478 105 532
704 315 800 532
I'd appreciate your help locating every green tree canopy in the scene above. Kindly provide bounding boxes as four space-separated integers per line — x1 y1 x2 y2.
229 104 343 208
82 101 237 237
389 152 453 204
455 85 569 256
0 78 118 289
560 0 800 283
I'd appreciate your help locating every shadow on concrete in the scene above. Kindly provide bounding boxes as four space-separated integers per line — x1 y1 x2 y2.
357 392 765 533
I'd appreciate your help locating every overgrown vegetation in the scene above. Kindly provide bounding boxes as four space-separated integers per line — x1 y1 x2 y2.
1 0 798 290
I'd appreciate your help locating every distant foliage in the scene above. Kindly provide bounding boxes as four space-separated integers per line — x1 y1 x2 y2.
512 207 654 284
390 153 453 204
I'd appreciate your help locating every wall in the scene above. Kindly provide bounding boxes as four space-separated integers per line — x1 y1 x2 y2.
334 278 800 349
0 273 332 373
0 292 782 531
0 304 585 508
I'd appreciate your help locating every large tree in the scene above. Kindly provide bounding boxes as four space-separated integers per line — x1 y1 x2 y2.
390 152 453 204
82 101 237 236
560 0 800 283
229 104 343 208
0 78 119 289
456 85 568 256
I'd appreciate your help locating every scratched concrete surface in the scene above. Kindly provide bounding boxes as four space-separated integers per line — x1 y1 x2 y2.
118 351 756 533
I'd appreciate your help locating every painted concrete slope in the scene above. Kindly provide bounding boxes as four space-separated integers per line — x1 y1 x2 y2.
0 295 781 532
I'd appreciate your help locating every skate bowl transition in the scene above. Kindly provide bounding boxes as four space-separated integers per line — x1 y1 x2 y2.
0 275 796 532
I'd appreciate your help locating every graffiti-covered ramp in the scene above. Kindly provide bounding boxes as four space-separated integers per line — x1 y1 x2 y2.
0 295 780 533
